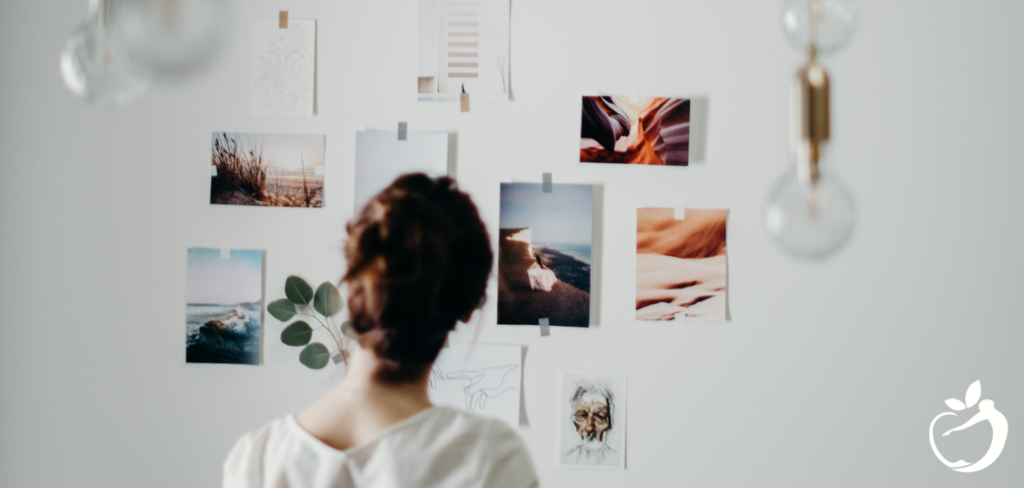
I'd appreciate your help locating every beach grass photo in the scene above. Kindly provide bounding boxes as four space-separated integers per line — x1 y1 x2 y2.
210 132 325 208
185 248 264 365
580 96 690 166
636 208 727 322
498 183 593 327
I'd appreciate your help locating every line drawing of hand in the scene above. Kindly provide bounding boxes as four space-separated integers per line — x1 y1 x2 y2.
429 364 444 389
445 364 519 410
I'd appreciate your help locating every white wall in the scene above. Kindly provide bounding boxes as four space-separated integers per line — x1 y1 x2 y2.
2 0 1023 486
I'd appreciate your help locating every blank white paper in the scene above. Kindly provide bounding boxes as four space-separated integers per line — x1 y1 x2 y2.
428 343 522 427
354 130 449 211
251 19 316 117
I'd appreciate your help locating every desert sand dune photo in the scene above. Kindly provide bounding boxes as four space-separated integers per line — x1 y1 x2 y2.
636 208 727 321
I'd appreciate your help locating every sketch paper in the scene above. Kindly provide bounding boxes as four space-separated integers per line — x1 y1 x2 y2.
580 96 691 166
428 343 522 427
417 0 510 102
251 19 316 117
558 372 626 468
354 130 449 212
636 208 727 321
498 183 593 327
210 132 325 208
185 248 263 365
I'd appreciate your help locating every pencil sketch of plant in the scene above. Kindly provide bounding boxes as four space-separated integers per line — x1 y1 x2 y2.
252 22 315 117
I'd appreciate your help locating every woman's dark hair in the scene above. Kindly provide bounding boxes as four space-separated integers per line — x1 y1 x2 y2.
344 173 493 383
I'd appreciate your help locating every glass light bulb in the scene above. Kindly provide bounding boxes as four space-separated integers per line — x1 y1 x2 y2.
107 0 230 77
782 0 858 56
764 153 856 259
60 20 152 107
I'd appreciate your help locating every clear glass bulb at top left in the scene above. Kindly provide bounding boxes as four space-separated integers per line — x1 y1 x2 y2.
60 14 151 107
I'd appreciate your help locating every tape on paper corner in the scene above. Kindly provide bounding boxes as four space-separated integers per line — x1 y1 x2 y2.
542 173 552 193
398 122 407 141
279 11 288 29
539 318 550 336
211 166 218 177
675 207 686 220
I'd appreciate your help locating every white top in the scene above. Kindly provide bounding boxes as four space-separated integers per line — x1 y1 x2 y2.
223 406 538 488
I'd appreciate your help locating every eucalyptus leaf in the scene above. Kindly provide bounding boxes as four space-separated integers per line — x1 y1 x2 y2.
267 299 297 321
341 321 359 340
280 321 313 346
299 343 330 369
285 276 314 304
314 282 343 317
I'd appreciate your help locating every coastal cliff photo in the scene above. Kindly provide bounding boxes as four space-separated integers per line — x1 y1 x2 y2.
636 208 727 322
185 248 264 365
498 183 593 327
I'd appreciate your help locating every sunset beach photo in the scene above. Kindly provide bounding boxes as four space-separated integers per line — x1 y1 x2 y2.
636 208 727 322
498 183 593 327
580 96 690 166
210 132 325 208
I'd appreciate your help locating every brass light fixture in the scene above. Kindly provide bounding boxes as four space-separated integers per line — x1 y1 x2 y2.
764 0 858 259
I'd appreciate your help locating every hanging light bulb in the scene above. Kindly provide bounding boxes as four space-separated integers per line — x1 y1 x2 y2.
60 0 152 107
765 0 858 259
107 0 230 77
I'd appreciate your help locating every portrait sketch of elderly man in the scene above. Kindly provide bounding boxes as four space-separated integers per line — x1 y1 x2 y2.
558 376 625 468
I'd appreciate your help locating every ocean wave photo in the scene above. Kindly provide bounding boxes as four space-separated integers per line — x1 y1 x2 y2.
186 304 262 364
185 248 264 365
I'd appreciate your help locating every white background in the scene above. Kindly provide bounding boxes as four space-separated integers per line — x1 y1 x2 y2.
1 0 1022 487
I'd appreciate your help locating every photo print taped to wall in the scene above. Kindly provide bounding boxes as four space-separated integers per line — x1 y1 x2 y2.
417 0 510 103
428 343 522 427
185 248 264 365
354 130 449 211
498 183 593 327
210 133 325 208
636 208 727 322
580 96 691 166
558 372 626 469
251 18 316 117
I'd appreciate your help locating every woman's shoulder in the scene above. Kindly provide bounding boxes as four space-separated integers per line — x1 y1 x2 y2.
413 406 524 446
223 415 349 488
388 407 538 487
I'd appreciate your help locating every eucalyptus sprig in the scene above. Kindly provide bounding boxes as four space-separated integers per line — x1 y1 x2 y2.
267 276 351 369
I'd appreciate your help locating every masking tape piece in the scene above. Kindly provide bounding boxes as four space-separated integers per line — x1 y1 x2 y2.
539 318 550 337
460 92 469 112
675 207 686 220
398 122 408 141
279 11 288 29
314 166 324 176
220 247 230 260
542 173 552 193
331 352 345 365
629 88 640 104
211 166 218 177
